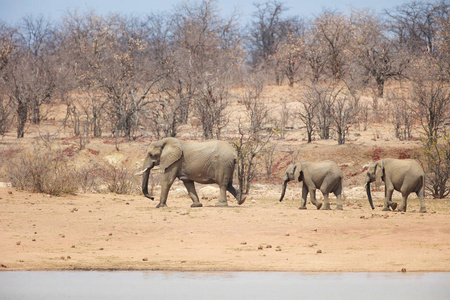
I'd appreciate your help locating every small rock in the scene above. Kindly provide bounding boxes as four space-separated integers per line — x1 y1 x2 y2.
16 241 21 246
32 239 36 242
266 245 272 248
258 245 263 250
71 245 76 248
240 242 247 245
276 248 282 252
285 233 290 236
67 256 71 260
1 264 7 268
99 248 104 251
142 257 148 261
60 256 65 260
317 249 322 254
401 268 406 273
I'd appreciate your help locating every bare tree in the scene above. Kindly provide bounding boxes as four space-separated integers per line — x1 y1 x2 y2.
331 88 357 145
171 0 241 139
60 12 167 140
411 74 450 143
234 75 273 195
350 9 409 98
272 30 305 87
2 16 57 138
313 84 335 140
311 9 351 81
387 91 413 140
421 133 450 198
248 1 300 84
385 0 449 55
297 87 320 143
0 24 16 135
303 27 328 83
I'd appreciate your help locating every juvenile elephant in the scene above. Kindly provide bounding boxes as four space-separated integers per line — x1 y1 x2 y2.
365 158 426 213
138 137 245 208
279 161 344 210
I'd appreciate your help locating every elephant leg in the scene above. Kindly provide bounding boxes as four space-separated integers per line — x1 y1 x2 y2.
417 186 426 213
299 184 308 209
227 181 246 205
398 193 408 212
334 191 343 210
215 184 229 207
183 181 203 208
157 174 176 208
309 188 322 210
322 192 331 210
382 188 394 211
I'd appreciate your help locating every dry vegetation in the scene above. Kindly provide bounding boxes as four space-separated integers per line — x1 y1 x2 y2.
0 0 449 272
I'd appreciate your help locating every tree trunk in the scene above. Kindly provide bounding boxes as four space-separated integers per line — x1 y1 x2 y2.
17 100 27 138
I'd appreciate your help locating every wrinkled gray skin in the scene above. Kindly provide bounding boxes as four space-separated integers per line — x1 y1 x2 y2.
138 137 245 208
279 161 344 210
365 158 426 213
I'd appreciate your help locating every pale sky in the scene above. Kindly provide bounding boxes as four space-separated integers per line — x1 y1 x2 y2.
0 0 409 24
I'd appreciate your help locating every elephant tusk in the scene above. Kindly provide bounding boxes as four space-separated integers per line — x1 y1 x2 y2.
135 168 148 176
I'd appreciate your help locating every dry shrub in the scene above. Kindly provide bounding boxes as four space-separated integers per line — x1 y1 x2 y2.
6 146 141 196
7 147 80 196
100 160 139 194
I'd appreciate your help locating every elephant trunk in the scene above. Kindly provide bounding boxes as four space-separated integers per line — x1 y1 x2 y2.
141 167 154 200
279 179 289 202
365 181 374 210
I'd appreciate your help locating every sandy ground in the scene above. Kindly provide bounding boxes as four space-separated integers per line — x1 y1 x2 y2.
1 184 449 272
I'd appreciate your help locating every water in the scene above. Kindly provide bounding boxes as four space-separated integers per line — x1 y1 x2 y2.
0 271 448 300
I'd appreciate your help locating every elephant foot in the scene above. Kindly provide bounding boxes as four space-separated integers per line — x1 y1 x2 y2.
299 206 307 210
156 203 167 208
390 202 398 211
335 205 343 210
191 202 203 208
321 205 331 210
238 195 247 205
215 201 228 207
316 203 322 210
419 208 427 213
397 207 406 212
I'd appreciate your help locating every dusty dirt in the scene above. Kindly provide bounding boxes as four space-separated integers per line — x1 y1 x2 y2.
1 183 449 272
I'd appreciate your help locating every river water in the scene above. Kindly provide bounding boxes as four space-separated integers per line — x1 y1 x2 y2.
0 271 448 299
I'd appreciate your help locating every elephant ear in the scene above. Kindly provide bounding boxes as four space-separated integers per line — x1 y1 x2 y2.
294 163 302 182
160 138 182 171
375 160 384 185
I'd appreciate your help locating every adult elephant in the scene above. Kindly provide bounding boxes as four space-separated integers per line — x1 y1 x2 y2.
365 158 426 213
279 161 344 210
137 137 245 208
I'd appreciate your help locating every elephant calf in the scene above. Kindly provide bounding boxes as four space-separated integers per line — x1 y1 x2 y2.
365 158 426 213
138 137 245 208
279 161 344 210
